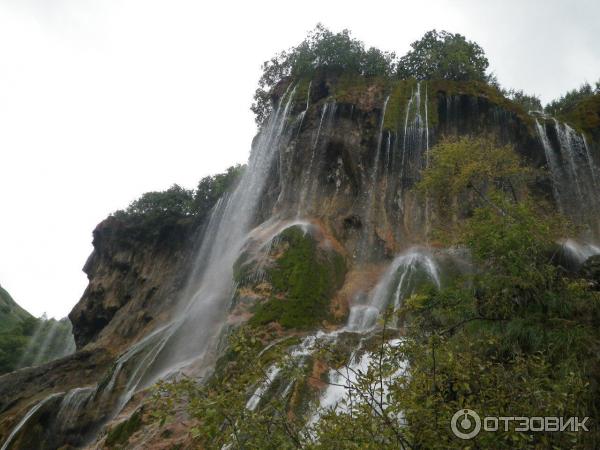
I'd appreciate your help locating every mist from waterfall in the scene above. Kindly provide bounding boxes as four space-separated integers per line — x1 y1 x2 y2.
17 317 76 370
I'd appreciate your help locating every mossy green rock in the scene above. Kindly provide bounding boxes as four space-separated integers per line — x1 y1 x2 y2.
249 226 346 329
106 408 143 448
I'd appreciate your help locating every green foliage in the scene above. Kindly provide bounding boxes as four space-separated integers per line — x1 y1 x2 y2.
315 138 599 448
252 24 396 123
118 185 195 219
417 136 532 235
0 332 28 374
0 315 74 375
152 327 309 449
106 409 143 447
192 165 244 214
112 165 244 229
250 226 346 329
0 286 68 375
503 88 542 112
386 136 600 447
552 89 600 137
397 30 489 82
546 81 598 116
0 284 32 333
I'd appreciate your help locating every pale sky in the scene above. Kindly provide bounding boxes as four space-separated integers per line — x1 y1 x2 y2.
0 0 598 318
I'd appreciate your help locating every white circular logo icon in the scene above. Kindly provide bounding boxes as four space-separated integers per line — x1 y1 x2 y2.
451 409 481 439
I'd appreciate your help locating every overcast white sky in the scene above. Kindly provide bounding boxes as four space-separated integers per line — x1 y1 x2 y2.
0 0 599 318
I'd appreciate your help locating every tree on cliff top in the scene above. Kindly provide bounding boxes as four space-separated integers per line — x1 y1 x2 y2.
545 81 598 116
252 24 396 123
252 26 492 123
397 30 489 82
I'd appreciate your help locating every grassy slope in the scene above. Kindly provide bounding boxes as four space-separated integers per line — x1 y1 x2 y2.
0 284 33 333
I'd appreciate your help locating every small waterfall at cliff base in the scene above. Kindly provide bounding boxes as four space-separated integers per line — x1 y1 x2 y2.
48 85 304 432
346 248 441 332
241 247 445 428
1 393 64 450
534 116 600 234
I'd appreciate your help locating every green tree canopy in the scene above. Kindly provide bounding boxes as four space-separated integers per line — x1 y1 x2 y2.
397 30 489 81
252 24 397 123
113 165 244 227
545 81 598 116
503 88 542 112
193 165 244 213
122 184 195 218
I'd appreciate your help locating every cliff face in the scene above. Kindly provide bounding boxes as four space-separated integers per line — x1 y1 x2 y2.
0 215 202 447
69 215 198 351
1 75 599 449
258 75 573 258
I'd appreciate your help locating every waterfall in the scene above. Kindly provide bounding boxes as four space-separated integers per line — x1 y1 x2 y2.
97 85 299 418
296 81 312 137
17 318 76 369
583 134 599 191
535 119 564 213
534 115 600 230
555 119 585 206
56 387 96 431
298 102 337 214
398 81 429 213
424 84 431 237
358 95 390 260
244 331 333 413
346 248 441 332
311 338 407 425
561 238 600 265
245 365 281 411
1 392 64 450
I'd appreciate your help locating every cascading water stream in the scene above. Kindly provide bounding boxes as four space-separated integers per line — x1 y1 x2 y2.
56 387 96 431
297 102 337 215
79 85 301 423
245 365 281 411
535 118 564 213
346 248 441 332
1 393 64 450
561 238 600 265
358 95 390 260
534 115 600 229
583 135 599 191
240 243 444 423
397 82 429 214
296 81 312 137
312 338 407 424
555 119 585 206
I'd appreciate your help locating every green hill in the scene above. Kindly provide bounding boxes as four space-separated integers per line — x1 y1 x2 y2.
0 284 34 333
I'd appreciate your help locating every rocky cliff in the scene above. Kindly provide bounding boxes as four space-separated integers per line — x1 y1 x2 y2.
1 73 599 449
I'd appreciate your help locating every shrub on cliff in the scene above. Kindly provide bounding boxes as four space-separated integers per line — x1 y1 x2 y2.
545 81 598 116
119 184 195 219
192 164 244 214
113 165 244 227
503 88 543 112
